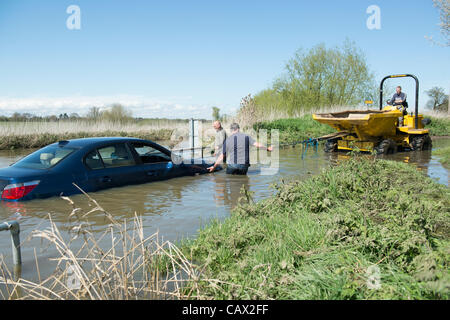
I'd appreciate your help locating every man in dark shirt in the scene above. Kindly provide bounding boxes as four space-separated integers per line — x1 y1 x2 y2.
207 123 273 175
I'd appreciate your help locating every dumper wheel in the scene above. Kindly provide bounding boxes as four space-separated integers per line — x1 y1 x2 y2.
375 139 397 155
410 134 432 151
324 139 338 153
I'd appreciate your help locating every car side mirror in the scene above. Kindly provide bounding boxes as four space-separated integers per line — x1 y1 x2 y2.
166 161 174 169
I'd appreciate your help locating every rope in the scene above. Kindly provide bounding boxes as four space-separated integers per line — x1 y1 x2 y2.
301 138 319 159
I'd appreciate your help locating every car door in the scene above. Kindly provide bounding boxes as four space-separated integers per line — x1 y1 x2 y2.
128 142 186 182
84 143 145 191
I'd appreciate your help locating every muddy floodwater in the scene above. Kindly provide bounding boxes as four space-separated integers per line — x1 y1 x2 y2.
0 138 449 283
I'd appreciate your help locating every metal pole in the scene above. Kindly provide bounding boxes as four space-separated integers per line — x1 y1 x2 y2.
190 118 195 162
0 221 22 275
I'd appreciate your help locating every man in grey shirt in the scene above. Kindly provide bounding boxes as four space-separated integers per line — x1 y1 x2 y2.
389 86 408 110
213 120 227 158
389 86 408 126
207 123 273 175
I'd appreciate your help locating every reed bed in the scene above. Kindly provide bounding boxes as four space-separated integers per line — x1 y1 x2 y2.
0 120 188 137
0 119 190 149
0 186 210 300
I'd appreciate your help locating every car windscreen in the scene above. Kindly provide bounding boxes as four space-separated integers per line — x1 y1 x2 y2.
12 145 77 170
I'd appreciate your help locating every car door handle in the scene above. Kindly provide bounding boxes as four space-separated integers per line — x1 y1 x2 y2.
100 176 112 183
146 171 157 176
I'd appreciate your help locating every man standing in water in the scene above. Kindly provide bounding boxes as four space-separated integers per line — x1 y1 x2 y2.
207 123 273 175
213 120 227 158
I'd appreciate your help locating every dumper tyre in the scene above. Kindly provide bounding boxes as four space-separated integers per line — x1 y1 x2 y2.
324 139 338 153
376 139 397 155
410 134 432 151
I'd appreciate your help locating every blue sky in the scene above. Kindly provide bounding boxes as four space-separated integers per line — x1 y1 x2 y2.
0 0 448 118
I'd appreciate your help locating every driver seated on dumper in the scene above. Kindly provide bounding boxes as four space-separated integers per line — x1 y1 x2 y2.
389 86 408 126
389 86 408 114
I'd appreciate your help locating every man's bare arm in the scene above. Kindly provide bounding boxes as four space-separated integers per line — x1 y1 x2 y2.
253 142 273 152
207 153 224 172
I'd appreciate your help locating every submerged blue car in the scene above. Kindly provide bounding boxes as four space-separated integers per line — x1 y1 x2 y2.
0 137 215 201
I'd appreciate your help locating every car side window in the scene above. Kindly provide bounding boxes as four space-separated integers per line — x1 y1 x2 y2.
84 150 104 170
97 143 136 168
130 143 171 164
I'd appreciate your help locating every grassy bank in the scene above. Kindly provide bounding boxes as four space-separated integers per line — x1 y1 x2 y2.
433 146 450 166
180 158 449 299
427 117 450 136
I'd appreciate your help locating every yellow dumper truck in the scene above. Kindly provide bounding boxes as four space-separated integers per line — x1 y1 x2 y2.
313 74 432 154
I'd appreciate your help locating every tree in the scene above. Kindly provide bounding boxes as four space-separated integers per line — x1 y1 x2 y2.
86 106 102 120
430 1 450 113
101 104 133 122
431 0 449 46
69 113 80 120
237 94 261 127
11 112 23 121
426 86 449 112
212 107 221 120
255 40 374 116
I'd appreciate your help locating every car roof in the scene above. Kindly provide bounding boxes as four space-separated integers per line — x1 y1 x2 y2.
49 137 159 149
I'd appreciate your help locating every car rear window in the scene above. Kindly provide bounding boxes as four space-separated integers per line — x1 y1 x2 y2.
12 145 77 170
84 150 104 170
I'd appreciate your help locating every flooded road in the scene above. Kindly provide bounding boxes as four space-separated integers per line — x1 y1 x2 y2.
0 138 449 283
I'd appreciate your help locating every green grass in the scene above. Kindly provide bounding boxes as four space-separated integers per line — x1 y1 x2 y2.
433 146 450 166
427 117 450 136
253 115 335 145
179 158 449 299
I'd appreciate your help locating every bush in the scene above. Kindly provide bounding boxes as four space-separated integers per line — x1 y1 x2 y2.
427 117 450 136
253 115 335 145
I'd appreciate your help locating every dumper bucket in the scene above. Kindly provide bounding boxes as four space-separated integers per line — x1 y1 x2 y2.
312 109 403 140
